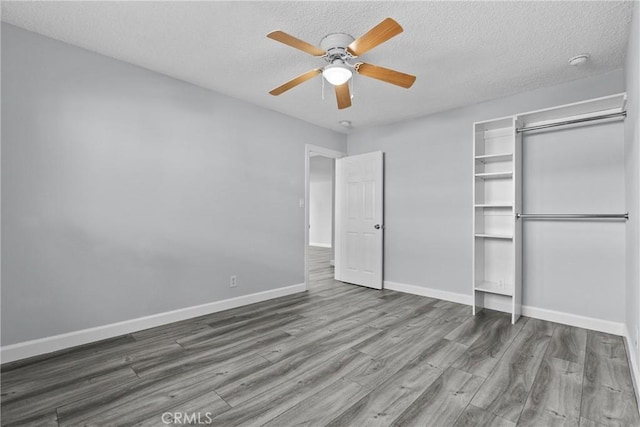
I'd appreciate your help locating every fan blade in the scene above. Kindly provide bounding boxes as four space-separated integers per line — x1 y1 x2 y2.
335 83 352 110
269 69 322 96
347 18 403 57
356 63 416 88
267 31 326 56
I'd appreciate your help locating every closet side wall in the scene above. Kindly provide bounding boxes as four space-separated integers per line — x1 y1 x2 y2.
348 70 626 323
624 1 640 384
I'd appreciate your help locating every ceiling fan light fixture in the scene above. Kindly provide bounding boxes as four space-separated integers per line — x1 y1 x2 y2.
323 63 352 86
267 18 415 109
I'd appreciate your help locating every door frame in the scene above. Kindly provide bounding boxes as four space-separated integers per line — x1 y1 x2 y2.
305 144 346 291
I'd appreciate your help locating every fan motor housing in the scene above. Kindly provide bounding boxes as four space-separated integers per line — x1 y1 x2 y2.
320 33 355 60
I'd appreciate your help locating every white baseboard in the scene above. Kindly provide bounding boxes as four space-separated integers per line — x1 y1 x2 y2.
623 324 640 404
384 281 472 306
384 280 625 336
520 304 625 336
309 242 332 248
1 283 306 364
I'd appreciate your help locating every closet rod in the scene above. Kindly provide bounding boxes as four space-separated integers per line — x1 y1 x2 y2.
516 111 626 133
516 213 629 220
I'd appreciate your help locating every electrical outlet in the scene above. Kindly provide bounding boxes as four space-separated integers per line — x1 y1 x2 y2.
230 275 237 288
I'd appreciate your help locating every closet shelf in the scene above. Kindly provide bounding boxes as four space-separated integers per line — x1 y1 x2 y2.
474 204 513 208
517 93 626 129
474 153 513 163
474 233 513 239
474 281 513 296
474 171 513 179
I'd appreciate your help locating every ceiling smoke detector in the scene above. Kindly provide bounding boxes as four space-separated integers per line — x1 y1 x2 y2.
568 54 590 66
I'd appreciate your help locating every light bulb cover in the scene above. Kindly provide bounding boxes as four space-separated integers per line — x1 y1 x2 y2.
323 64 352 85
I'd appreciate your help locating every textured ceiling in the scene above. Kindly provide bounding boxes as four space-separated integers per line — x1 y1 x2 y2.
1 1 634 133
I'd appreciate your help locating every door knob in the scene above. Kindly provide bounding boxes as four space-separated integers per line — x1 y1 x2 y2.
374 224 381 229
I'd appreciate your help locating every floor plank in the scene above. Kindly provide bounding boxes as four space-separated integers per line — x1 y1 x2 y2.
263 377 367 427
470 318 555 422
547 324 587 365
519 357 583 426
580 416 606 426
390 367 485 426
346 325 467 391
209 349 373 426
256 311 385 364
581 384 640 427
583 331 635 393
453 404 516 427
326 355 444 426
451 313 526 378
132 329 287 380
133 389 230 427
446 309 506 346
1 367 139 426
56 353 269 426
216 340 374 407
581 331 640 426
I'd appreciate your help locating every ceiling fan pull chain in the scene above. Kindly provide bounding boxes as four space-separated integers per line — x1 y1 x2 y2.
321 76 325 100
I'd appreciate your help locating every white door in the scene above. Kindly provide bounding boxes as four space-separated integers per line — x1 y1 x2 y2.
335 151 384 289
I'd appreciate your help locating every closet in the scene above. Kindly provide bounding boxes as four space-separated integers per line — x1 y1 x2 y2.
472 93 627 323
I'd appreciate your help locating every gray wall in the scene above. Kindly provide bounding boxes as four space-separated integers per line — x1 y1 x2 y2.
348 70 626 322
1 24 346 345
309 156 334 247
625 2 640 373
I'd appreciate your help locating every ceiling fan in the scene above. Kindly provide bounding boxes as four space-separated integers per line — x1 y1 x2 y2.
267 18 416 110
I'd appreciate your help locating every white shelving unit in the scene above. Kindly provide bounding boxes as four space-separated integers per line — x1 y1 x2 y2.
472 116 522 324
471 93 626 325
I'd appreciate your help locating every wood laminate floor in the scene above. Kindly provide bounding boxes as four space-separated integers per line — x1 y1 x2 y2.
2 246 639 426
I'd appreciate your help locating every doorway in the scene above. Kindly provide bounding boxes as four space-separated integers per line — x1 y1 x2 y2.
304 145 345 290
304 145 385 290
